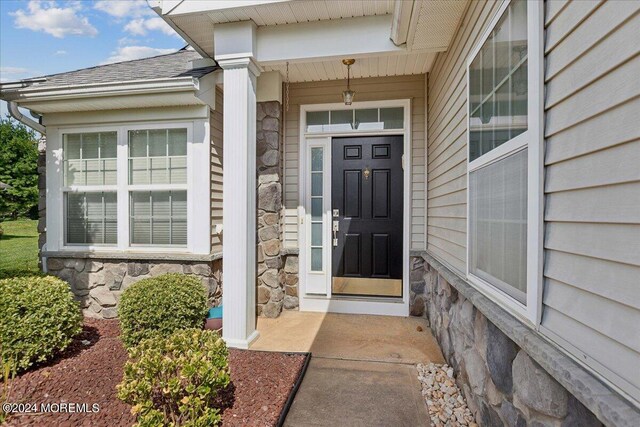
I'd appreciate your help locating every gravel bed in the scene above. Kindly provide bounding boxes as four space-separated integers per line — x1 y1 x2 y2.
4 318 306 427
417 362 477 427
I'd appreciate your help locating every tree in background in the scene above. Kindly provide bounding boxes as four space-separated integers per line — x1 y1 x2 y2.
0 118 39 219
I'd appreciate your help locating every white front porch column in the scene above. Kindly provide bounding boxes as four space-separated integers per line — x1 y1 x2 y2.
220 57 261 348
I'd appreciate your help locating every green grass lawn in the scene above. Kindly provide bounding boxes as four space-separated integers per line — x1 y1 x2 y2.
0 219 41 279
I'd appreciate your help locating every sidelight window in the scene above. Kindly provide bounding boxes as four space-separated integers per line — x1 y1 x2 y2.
310 147 324 271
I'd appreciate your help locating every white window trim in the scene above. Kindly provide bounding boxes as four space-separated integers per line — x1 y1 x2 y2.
46 120 211 255
465 0 544 326
125 122 190 249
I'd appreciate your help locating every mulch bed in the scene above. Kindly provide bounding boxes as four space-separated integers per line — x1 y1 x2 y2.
4 318 307 427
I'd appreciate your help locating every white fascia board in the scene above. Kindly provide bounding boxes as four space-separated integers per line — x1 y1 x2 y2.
4 77 198 103
158 0 292 16
256 15 406 65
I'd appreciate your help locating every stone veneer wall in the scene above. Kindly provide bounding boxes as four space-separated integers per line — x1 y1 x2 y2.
410 256 603 427
256 100 298 317
47 258 222 319
281 253 298 310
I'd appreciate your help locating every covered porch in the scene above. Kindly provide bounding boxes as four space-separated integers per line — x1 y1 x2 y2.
150 0 469 348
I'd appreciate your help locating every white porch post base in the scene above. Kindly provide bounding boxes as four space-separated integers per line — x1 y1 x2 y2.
220 57 261 349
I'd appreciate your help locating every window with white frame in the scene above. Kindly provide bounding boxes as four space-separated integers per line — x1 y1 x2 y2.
61 126 190 248
128 128 188 246
467 0 541 310
63 132 118 245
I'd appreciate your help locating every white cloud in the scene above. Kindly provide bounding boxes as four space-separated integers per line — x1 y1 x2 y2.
54 50 68 56
124 17 178 37
101 46 175 64
94 0 152 19
12 1 98 38
0 67 36 83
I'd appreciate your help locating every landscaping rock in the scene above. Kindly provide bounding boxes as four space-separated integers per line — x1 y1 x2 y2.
417 362 477 427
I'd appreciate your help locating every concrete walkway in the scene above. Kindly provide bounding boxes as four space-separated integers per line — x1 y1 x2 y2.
250 312 445 426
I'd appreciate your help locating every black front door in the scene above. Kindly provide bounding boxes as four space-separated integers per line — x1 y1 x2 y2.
331 136 404 297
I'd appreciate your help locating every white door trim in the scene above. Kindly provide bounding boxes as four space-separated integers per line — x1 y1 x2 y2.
297 99 411 317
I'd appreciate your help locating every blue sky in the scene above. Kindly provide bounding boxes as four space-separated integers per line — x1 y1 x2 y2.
0 0 186 117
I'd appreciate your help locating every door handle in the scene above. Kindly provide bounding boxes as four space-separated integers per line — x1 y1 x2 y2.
332 220 339 247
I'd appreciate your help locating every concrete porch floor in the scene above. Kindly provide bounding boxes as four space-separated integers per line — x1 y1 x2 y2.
251 311 445 426
251 311 445 364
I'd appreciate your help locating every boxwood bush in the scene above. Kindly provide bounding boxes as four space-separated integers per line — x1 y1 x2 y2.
117 329 230 427
118 274 208 348
0 276 82 372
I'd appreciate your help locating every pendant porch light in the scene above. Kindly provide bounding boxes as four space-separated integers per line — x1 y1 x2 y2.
342 59 356 105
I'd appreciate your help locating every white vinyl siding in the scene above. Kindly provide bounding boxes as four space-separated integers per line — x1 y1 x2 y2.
210 87 224 254
427 0 503 274
541 0 640 403
284 75 426 250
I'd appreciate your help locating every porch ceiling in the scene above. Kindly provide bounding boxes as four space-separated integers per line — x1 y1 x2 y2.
164 0 394 58
154 0 469 80
262 51 437 83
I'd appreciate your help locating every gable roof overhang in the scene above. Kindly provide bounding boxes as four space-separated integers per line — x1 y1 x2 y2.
1 77 203 114
149 0 469 82
0 49 221 115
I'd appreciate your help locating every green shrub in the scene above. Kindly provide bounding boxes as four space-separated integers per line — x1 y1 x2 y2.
118 274 208 348
117 329 230 427
0 276 82 372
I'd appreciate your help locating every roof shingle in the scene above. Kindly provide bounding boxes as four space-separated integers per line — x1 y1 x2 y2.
11 50 217 89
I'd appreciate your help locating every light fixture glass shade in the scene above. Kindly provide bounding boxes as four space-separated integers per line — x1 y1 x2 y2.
342 89 355 105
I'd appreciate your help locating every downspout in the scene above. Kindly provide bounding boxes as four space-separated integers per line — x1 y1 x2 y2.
7 101 46 134
7 101 47 271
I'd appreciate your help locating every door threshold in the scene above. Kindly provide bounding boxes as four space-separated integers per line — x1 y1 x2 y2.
299 296 408 316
